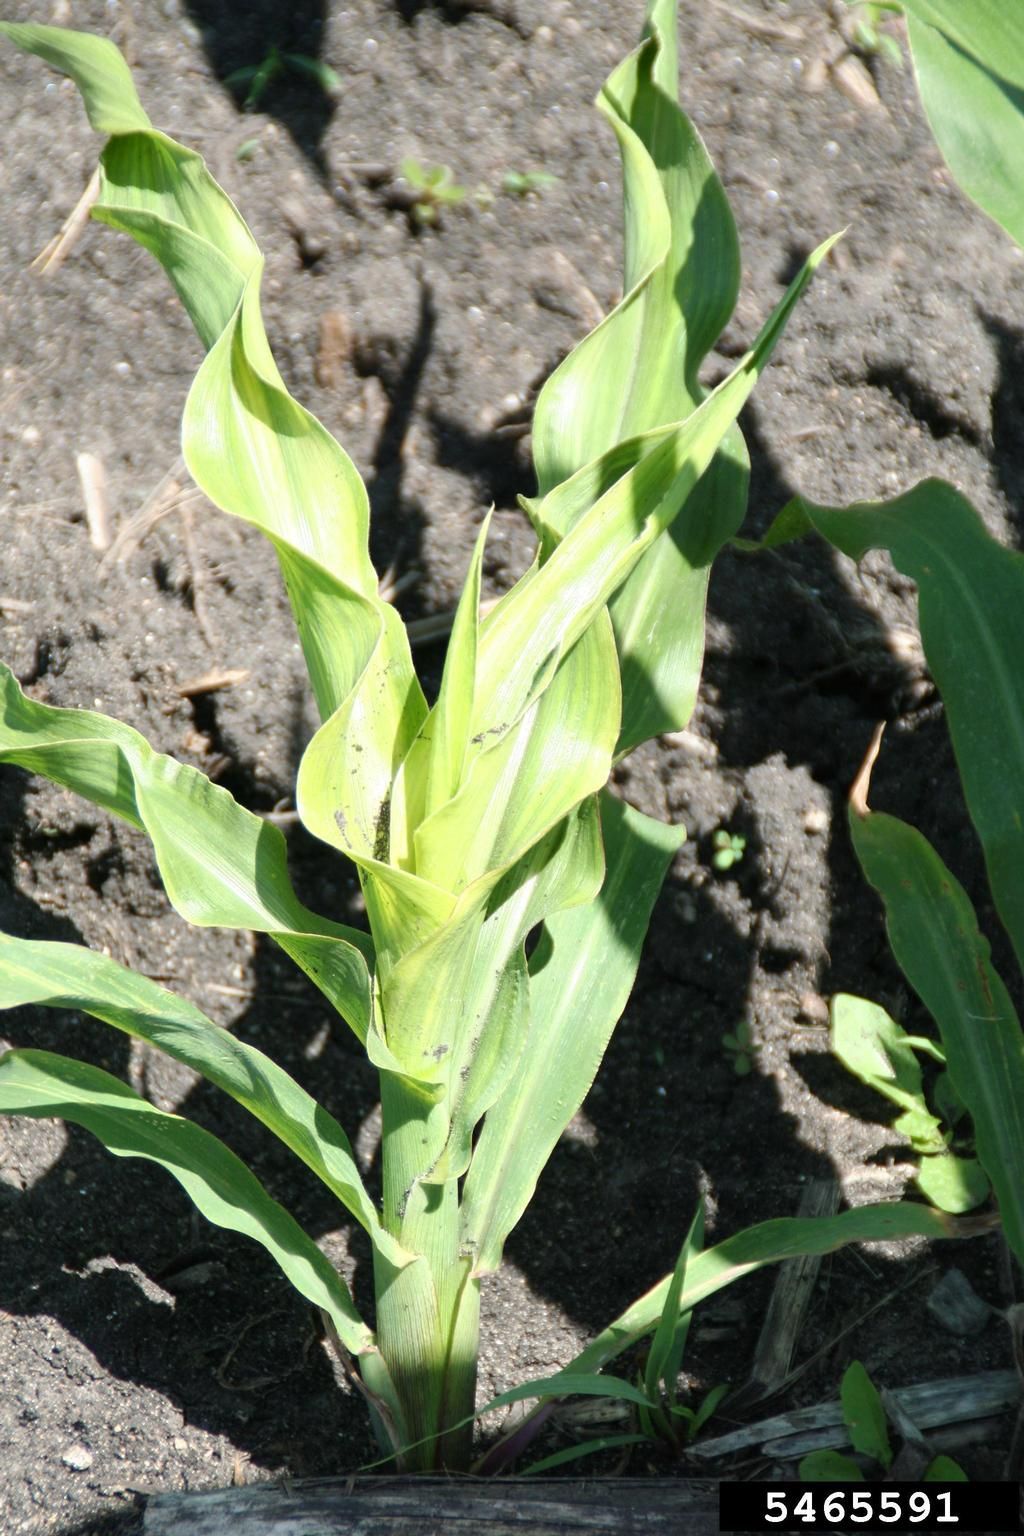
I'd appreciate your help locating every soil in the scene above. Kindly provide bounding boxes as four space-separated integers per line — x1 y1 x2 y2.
1 0 1022 1531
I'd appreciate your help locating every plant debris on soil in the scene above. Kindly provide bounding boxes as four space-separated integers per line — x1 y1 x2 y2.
1 1 1022 1531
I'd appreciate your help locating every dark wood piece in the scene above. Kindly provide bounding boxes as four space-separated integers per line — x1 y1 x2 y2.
144 1474 720 1535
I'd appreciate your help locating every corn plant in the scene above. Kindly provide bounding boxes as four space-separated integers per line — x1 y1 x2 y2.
757 0 1024 1277
762 484 1024 1281
0 3 967 1472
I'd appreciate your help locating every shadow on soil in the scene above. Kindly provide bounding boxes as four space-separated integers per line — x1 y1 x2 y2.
182 0 335 180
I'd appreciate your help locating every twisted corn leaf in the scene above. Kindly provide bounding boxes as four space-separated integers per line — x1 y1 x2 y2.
530 0 748 754
0 933 413 1266
0 21 426 876
404 799 605 1180
901 2 1024 250
374 227 835 1047
0 666 373 1040
0 1048 376 1357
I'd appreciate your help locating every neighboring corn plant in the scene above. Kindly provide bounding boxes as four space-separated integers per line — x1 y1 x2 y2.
760 1 1024 1284
0 3 969 1472
758 485 1024 1282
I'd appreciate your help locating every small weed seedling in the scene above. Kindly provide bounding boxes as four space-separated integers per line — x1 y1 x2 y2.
721 1018 759 1077
831 994 988 1213
849 4 903 68
396 157 467 227
500 169 559 198
711 828 746 871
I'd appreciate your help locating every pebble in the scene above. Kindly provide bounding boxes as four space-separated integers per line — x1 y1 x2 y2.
61 1444 93 1472
798 991 830 1025
926 1268 993 1337
803 806 829 834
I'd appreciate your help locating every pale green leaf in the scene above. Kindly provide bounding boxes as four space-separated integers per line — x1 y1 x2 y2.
0 1048 374 1356
0 22 149 134
1 24 426 865
469 234 836 823
410 615 620 895
0 666 373 1041
916 1151 989 1213
529 0 748 753
905 10 1024 249
461 792 684 1271
414 797 604 1175
0 934 412 1265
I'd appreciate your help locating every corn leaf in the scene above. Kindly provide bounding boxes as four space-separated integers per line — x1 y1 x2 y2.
0 934 412 1265
406 798 605 1176
478 233 836 793
461 792 684 1271
899 1 1024 92
567 1201 976 1376
774 483 1024 978
849 807 1024 1264
0 23 426 870
0 1047 375 1356
903 6 1024 250
0 666 373 1041
0 22 148 133
530 0 748 753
